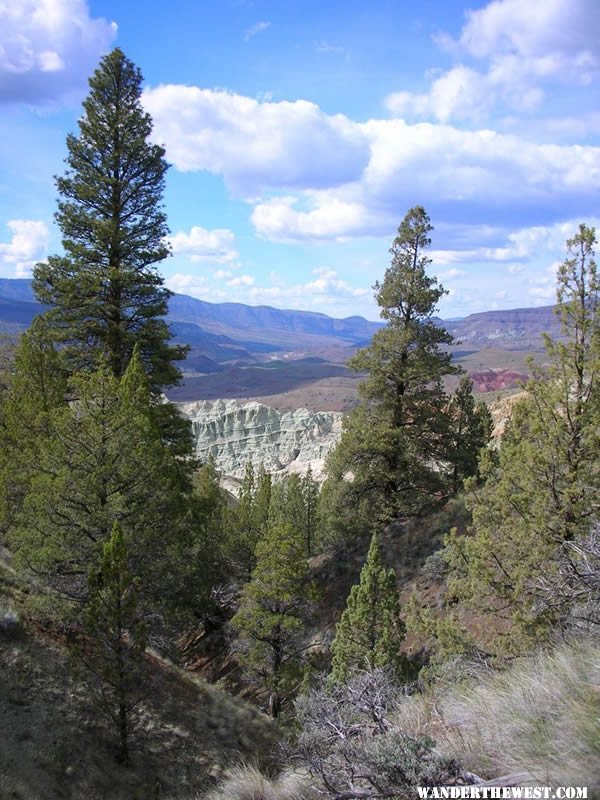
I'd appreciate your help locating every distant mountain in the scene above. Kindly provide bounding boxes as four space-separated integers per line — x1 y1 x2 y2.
0 277 383 355
0 278 558 359
446 305 560 348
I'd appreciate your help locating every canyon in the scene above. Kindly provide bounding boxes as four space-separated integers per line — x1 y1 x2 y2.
179 399 344 484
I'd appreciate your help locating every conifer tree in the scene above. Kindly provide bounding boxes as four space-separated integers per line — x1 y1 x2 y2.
0 319 67 539
446 224 600 652
232 521 314 717
446 376 493 494
33 48 187 392
225 463 274 581
330 534 406 683
302 467 319 557
7 350 200 620
327 207 458 525
77 521 146 765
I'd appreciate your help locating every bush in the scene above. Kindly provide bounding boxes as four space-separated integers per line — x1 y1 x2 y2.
293 670 465 798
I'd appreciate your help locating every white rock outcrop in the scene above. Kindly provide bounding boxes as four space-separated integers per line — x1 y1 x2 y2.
178 399 343 482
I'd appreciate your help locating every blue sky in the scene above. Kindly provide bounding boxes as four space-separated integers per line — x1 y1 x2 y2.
0 0 598 320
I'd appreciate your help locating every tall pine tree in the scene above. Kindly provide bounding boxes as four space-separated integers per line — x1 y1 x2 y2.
33 48 186 392
327 207 459 525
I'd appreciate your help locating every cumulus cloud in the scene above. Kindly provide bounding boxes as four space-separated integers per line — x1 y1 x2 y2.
0 219 48 277
142 85 370 197
0 0 117 104
143 81 600 243
386 0 599 123
251 195 373 242
168 225 239 264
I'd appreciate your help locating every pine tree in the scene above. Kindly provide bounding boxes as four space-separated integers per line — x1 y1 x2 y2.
330 534 406 683
327 207 459 525
33 48 187 392
445 224 600 652
446 376 493 494
302 467 319 557
77 521 146 764
0 318 67 539
232 521 315 717
7 350 200 621
225 463 273 581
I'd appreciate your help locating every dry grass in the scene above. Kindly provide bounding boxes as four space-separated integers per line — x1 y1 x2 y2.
393 642 600 788
203 766 315 800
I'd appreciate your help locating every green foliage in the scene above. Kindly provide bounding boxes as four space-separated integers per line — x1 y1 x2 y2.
326 207 459 527
445 224 600 653
0 319 68 538
33 48 187 392
7 350 205 625
76 521 146 764
330 534 407 683
270 469 321 557
446 377 493 493
232 521 315 717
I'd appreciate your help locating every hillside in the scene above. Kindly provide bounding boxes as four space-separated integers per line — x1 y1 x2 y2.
0 556 279 800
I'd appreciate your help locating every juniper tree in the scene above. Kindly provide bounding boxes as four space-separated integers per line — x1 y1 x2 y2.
446 224 600 653
232 521 315 717
77 521 146 765
330 534 407 683
327 207 459 525
33 48 187 392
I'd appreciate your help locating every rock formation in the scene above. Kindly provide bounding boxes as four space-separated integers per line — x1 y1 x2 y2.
179 399 343 482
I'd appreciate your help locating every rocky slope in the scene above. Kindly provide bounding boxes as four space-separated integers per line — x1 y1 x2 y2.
179 399 343 482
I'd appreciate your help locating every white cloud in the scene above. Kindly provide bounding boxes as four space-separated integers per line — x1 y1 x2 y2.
0 219 48 277
0 0 117 103
142 85 370 197
227 274 255 287
386 0 599 124
244 21 271 41
251 195 372 242
168 226 239 264
143 83 600 243
166 272 208 297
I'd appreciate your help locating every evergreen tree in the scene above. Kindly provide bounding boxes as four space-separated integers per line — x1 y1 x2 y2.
445 224 600 652
77 521 146 764
302 467 319 557
225 463 273 581
446 376 493 494
0 319 67 539
33 48 187 392
330 534 406 683
327 207 459 525
232 521 315 717
7 350 201 622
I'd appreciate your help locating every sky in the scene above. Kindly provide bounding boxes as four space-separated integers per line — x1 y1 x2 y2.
0 0 599 321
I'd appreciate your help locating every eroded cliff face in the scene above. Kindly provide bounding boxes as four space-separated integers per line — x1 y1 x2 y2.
178 399 343 482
